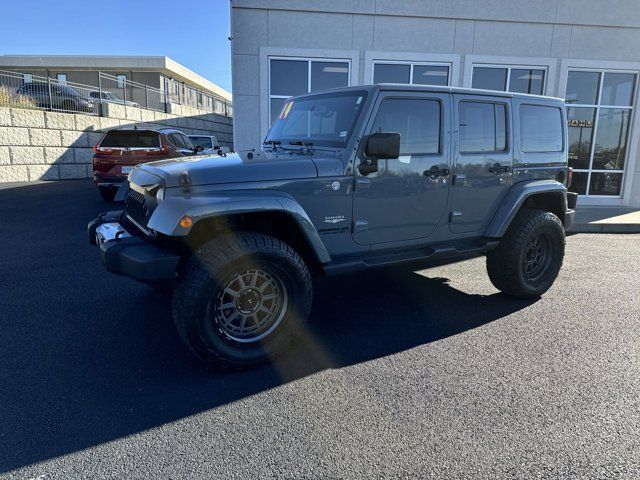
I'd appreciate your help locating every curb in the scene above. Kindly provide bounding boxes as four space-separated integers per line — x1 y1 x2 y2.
569 223 640 234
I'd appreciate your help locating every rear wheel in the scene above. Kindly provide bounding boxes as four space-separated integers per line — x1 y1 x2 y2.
172 233 313 369
486 208 565 298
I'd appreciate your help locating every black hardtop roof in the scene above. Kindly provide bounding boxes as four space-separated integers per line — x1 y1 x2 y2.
295 84 564 104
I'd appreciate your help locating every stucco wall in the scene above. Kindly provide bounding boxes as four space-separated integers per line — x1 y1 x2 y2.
231 0 640 206
0 104 233 183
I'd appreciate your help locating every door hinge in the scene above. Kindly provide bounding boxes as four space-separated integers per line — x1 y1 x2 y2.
353 220 369 232
449 211 463 223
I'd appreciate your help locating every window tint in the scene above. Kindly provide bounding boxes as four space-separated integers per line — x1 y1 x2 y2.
171 133 186 149
311 62 349 92
520 105 563 152
412 65 449 86
270 60 308 96
371 98 440 155
100 131 160 148
509 69 545 95
373 64 410 84
472 67 507 91
459 101 507 153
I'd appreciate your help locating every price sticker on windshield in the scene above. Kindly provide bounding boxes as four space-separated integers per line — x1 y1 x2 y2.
279 101 293 120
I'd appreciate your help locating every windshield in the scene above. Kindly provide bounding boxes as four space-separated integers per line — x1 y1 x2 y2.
265 90 368 148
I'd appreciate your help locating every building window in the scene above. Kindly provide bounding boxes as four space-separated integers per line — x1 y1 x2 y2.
565 69 637 197
56 73 67 85
23 74 32 83
269 58 350 125
116 74 127 89
472 66 545 95
373 62 449 87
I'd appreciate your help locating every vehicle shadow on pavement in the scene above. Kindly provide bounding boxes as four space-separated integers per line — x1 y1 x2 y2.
0 181 536 473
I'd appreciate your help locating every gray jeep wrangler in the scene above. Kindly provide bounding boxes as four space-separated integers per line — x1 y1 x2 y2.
88 84 577 369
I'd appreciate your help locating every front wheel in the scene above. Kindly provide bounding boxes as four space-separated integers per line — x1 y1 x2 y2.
172 233 313 369
486 208 565 298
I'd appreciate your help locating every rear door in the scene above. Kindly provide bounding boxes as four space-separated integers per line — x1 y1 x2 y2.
449 95 513 234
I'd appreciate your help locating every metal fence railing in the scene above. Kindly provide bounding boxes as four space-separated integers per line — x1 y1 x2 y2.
0 69 232 117
0 70 99 115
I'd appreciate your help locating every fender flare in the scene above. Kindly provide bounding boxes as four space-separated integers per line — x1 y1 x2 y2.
147 190 331 264
484 180 568 238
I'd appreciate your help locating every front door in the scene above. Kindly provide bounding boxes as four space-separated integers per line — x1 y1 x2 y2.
353 92 451 245
449 95 513 234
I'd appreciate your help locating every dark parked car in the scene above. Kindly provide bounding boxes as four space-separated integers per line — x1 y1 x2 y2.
92 128 202 201
17 82 94 112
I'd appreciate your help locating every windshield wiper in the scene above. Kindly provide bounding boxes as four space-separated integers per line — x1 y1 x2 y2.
289 140 314 155
263 140 283 152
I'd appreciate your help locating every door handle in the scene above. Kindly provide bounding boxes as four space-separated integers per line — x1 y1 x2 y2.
488 163 510 174
423 166 450 178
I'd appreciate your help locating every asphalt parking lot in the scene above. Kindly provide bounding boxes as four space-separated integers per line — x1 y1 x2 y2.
1 180 639 479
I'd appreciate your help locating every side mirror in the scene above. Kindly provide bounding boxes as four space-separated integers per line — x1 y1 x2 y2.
194 145 204 153
365 132 400 159
360 132 400 175
213 145 221 150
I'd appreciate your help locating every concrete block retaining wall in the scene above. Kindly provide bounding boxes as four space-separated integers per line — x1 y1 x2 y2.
0 104 233 183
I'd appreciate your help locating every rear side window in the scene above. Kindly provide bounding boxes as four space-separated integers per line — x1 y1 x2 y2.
169 133 186 148
189 136 213 149
370 98 441 155
180 134 194 149
459 101 507 153
100 131 160 148
520 105 563 153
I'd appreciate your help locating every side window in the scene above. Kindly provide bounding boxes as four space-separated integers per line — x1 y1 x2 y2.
181 134 194 149
169 133 185 148
459 101 507 153
520 104 563 153
370 98 441 155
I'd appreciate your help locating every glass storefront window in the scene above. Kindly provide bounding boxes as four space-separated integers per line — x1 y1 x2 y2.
472 67 507 91
601 73 636 106
373 63 450 86
567 107 596 170
374 63 410 84
311 62 349 92
565 69 637 197
412 65 449 86
592 108 630 170
509 69 545 95
269 58 350 125
566 71 600 105
471 66 546 94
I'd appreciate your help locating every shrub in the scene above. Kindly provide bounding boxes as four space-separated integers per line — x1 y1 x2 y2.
0 85 39 109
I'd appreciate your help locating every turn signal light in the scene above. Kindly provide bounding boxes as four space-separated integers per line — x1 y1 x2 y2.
179 216 193 228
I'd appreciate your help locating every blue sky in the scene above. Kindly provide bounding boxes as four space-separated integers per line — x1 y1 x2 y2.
0 0 233 92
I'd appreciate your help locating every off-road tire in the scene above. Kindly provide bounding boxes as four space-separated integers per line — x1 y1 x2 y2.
486 208 565 298
172 233 313 369
98 187 117 202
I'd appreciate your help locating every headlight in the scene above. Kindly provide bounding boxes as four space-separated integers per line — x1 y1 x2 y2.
156 186 165 203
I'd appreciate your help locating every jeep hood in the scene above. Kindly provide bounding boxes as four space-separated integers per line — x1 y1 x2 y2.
136 152 318 187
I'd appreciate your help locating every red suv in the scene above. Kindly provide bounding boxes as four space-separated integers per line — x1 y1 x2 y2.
93 128 202 201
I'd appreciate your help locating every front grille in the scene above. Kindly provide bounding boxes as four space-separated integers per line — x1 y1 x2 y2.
125 189 149 231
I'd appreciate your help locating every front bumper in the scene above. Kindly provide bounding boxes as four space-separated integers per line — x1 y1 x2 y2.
88 211 180 283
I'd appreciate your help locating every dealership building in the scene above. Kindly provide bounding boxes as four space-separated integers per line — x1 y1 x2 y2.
230 0 640 207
